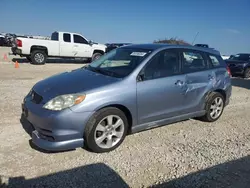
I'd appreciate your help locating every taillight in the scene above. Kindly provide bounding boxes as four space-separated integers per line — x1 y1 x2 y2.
17 39 22 47
226 66 232 77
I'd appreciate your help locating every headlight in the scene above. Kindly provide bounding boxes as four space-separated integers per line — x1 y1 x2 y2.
43 94 86 111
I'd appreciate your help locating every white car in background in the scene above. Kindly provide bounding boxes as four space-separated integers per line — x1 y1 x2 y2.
11 31 106 64
221 55 230 60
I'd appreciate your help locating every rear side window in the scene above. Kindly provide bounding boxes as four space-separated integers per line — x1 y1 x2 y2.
51 32 58 41
73 35 88 44
182 51 207 73
63 33 71 43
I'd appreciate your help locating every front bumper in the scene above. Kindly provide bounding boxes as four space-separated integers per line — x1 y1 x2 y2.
21 99 93 151
32 130 84 151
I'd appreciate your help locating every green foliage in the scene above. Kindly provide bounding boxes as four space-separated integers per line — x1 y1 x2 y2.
154 37 191 45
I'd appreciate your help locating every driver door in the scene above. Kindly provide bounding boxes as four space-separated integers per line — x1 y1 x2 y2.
73 34 92 57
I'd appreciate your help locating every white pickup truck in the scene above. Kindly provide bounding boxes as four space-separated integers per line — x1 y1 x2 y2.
11 31 107 64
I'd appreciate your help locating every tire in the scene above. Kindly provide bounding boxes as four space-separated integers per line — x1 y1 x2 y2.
26 56 32 62
91 53 102 62
200 92 225 122
243 68 250 78
84 107 128 153
31 50 47 65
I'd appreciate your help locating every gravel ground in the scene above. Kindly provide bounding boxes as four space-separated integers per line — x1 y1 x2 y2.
0 58 250 187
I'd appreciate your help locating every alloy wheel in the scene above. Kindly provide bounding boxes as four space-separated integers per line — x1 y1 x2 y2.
94 115 125 149
210 97 224 119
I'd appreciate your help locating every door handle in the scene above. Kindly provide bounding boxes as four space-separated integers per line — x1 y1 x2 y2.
175 80 185 86
208 75 214 80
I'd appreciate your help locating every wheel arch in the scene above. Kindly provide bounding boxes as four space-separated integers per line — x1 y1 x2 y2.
30 45 48 55
95 104 133 133
93 49 105 55
204 89 227 105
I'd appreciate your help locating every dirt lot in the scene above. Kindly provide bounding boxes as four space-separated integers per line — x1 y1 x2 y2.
0 49 250 187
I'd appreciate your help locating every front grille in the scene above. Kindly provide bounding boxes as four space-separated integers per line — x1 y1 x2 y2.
31 90 43 104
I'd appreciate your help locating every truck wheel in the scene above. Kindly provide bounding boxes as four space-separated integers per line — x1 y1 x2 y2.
91 53 102 62
31 50 47 65
243 68 250 78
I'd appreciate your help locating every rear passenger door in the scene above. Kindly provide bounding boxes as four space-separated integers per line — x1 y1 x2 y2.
180 49 214 113
137 49 187 124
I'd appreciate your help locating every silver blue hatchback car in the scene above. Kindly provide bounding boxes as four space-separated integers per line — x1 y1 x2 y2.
21 44 232 153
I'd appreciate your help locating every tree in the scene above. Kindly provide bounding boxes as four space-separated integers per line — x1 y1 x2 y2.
154 37 191 45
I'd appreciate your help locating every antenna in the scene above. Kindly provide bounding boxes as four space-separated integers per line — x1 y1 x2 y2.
192 32 199 45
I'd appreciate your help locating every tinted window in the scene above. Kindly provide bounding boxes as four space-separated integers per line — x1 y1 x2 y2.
51 32 58 41
73 35 88 44
208 55 222 68
63 33 71 43
143 50 180 80
182 51 206 73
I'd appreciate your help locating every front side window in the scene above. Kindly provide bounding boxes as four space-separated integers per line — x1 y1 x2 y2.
182 51 207 73
63 33 71 43
142 50 180 80
73 34 88 44
87 48 152 78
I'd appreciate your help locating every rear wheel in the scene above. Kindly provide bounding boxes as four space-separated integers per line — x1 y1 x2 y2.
243 68 250 78
84 107 128 153
200 92 225 122
31 50 47 65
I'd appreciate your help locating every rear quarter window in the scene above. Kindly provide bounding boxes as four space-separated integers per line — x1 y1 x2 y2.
51 32 58 41
208 54 225 68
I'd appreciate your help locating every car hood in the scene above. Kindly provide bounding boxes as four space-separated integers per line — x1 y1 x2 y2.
32 68 119 101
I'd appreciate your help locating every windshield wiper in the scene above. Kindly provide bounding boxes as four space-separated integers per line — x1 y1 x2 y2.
86 66 121 78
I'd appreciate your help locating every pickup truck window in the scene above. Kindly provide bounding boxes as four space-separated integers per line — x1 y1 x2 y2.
63 33 71 43
51 32 58 41
73 34 88 44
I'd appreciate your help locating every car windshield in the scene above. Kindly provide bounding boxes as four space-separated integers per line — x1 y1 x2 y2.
230 54 250 61
86 48 152 78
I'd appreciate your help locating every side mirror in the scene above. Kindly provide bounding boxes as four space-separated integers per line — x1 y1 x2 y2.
137 73 145 82
89 40 93 45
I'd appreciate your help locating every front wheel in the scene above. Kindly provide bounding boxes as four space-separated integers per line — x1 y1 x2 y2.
200 92 225 122
91 53 102 62
84 107 128 153
243 68 250 78
31 50 47 65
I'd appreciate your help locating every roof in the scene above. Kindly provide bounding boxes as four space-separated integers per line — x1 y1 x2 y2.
121 43 220 55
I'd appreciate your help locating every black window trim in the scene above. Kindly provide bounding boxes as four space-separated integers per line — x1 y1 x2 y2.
178 48 209 74
137 48 182 82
